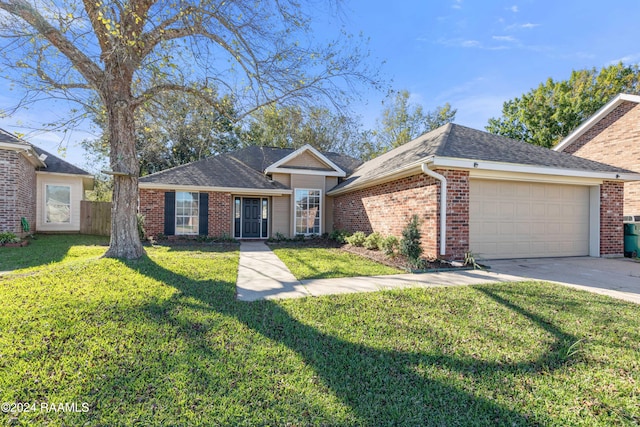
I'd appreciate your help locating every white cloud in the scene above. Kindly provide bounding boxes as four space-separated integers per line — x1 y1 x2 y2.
461 39 481 48
493 35 517 42
505 22 540 30
606 53 640 65
452 0 462 9
437 37 512 51
509 5 519 13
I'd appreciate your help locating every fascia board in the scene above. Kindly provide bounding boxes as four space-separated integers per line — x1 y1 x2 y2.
326 160 426 196
138 182 293 195
36 170 94 179
431 156 640 182
1 142 46 167
266 167 345 177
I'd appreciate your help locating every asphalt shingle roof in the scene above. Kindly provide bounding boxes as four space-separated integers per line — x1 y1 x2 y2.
139 146 362 189
0 128 91 176
332 123 632 192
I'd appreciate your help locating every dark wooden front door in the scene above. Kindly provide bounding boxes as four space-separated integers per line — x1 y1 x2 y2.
242 198 261 238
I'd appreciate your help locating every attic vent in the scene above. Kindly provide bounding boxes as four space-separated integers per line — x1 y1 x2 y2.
624 216 634 222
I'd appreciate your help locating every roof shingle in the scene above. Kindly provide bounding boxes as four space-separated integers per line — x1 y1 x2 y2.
332 123 633 192
139 145 362 188
0 128 91 176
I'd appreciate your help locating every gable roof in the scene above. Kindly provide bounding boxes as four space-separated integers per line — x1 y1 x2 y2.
139 145 362 191
554 93 640 152
329 123 636 194
264 144 347 177
0 128 92 176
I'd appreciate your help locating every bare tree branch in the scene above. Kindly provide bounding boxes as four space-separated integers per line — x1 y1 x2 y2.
0 0 104 85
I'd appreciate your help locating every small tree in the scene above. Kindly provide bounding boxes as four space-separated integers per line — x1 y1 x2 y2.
400 215 422 267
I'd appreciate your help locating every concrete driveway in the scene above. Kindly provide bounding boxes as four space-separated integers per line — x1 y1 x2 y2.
486 257 640 304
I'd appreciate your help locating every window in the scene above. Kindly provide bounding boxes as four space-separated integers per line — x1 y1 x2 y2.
261 198 269 238
175 192 199 235
234 197 241 238
295 189 321 235
45 185 71 223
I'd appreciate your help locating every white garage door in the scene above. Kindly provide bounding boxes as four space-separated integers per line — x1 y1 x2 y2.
469 180 590 259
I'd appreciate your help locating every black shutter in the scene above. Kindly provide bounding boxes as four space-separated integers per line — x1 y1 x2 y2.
164 192 175 236
199 193 209 236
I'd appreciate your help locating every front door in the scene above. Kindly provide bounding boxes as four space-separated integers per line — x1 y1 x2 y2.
242 198 261 238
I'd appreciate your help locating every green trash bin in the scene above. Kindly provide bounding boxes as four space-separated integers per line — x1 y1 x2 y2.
625 223 637 236
624 223 639 257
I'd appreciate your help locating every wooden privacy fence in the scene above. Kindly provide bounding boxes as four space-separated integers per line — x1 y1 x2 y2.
80 201 111 236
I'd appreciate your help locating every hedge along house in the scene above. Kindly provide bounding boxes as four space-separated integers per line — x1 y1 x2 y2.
138 145 362 240
329 124 640 260
0 128 94 236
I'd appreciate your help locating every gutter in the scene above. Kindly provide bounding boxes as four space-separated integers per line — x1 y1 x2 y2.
421 163 447 256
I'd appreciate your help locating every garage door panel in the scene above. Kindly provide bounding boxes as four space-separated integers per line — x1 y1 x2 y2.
499 222 515 235
470 180 590 259
515 202 530 216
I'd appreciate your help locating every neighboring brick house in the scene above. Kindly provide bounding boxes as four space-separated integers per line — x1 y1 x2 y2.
0 129 94 235
138 123 638 260
554 93 640 216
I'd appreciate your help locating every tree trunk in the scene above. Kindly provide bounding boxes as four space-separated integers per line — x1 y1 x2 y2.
103 87 145 259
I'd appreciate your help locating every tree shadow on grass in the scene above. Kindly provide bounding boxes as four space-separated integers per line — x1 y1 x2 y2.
101 252 603 426
0 234 108 272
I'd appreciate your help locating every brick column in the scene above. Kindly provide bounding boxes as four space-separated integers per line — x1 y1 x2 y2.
600 181 624 256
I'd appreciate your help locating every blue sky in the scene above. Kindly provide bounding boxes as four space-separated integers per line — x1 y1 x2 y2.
2 0 640 169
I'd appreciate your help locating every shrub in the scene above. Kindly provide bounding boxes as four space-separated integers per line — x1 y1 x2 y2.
380 235 399 256
363 232 383 250
400 215 422 266
329 229 351 244
345 231 366 247
0 232 20 245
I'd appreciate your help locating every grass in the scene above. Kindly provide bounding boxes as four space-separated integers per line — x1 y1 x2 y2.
271 246 402 279
1 236 639 426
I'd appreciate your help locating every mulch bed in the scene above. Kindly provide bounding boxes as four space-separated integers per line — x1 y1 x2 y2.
341 244 468 272
267 237 469 272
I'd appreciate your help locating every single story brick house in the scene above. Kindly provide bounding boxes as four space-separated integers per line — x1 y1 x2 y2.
554 93 640 218
0 128 94 235
139 123 639 260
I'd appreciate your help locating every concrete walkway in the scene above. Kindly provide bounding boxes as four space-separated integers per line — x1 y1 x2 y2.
236 242 640 304
236 241 308 301
236 241 523 302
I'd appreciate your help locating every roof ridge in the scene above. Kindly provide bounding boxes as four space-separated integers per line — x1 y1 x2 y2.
433 123 455 156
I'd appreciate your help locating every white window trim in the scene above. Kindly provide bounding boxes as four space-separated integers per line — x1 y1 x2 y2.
175 191 199 235
44 184 72 224
293 188 322 236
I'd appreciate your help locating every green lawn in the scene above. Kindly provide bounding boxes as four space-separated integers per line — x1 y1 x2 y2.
271 246 402 279
1 236 639 426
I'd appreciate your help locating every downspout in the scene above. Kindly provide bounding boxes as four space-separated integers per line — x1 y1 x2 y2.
421 163 447 256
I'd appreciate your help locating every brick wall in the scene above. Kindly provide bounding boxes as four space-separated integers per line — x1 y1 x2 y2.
600 180 624 256
564 101 640 215
139 188 165 237
207 191 232 237
332 169 469 260
0 149 37 235
443 170 470 259
139 189 232 238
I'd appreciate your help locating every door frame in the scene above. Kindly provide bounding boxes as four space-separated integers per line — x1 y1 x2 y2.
233 196 269 239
